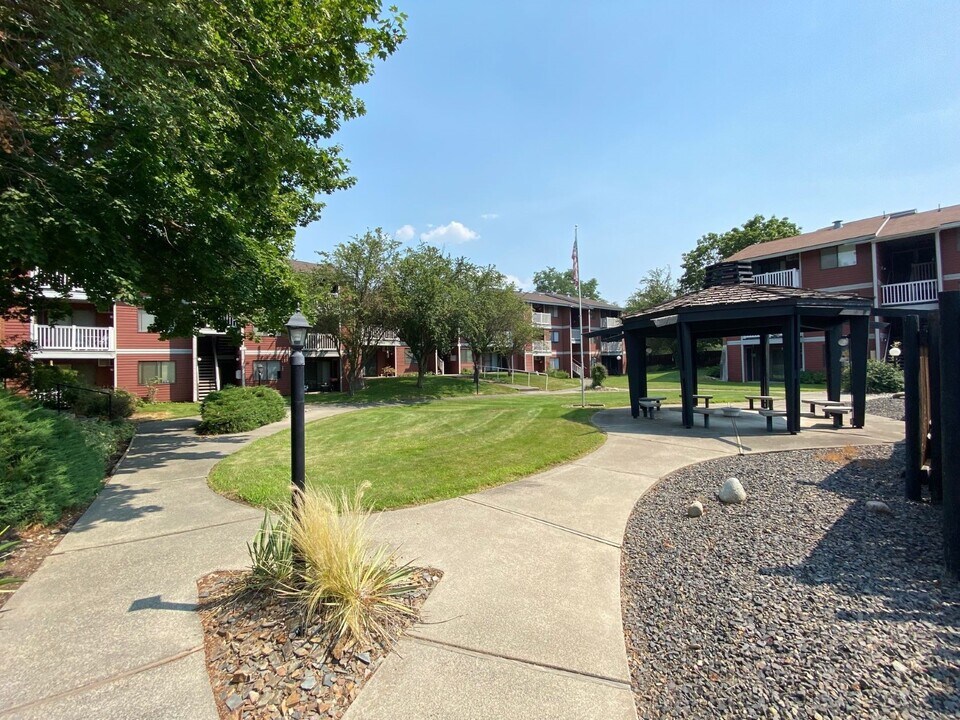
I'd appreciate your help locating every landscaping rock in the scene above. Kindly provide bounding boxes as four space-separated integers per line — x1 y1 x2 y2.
717 477 746 504
866 500 892 514
687 501 704 518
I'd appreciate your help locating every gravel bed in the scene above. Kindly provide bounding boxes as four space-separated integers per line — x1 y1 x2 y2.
621 444 960 719
865 395 905 422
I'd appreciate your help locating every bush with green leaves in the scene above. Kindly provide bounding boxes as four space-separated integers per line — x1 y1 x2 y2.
70 387 138 420
1 527 21 591
197 385 286 435
590 363 607 388
842 359 904 394
0 391 131 527
548 369 569 379
799 370 826 385
704 365 722 379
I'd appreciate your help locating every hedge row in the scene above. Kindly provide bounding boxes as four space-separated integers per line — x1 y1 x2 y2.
197 386 286 435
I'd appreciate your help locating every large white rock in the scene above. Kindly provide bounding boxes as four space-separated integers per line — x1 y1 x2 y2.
866 500 892 515
687 501 704 518
718 477 746 504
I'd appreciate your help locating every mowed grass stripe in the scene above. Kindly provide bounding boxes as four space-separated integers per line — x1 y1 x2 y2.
208 395 613 510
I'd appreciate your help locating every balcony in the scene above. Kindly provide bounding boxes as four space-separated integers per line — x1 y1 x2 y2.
880 279 938 306
531 340 551 355
32 324 115 355
531 312 552 328
377 330 403 346
305 333 338 352
754 268 800 288
600 317 622 329
601 341 623 355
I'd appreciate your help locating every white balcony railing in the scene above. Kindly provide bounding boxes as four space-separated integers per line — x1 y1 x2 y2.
600 317 622 329
601 341 623 355
377 330 403 346
880 279 938 306
531 312 552 328
531 340 551 355
754 268 800 288
32 324 114 351
305 333 338 352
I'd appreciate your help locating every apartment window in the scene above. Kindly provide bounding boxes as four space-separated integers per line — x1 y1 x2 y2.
820 245 857 270
253 360 281 382
462 348 473 363
551 305 559 317
405 349 417 366
137 308 157 333
551 357 560 370
551 330 560 343
138 361 176 385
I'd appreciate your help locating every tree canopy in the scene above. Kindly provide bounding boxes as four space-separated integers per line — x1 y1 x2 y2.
532 267 602 301
625 266 677 314
678 215 801 293
0 0 405 336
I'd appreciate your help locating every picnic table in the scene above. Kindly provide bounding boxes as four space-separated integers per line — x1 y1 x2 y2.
638 396 667 419
745 394 775 410
692 394 713 408
802 398 847 415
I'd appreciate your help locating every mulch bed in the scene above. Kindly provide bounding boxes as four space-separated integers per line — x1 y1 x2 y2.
621 443 960 719
198 568 442 720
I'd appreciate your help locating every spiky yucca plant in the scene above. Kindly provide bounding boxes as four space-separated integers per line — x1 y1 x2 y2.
247 510 294 589
289 484 416 644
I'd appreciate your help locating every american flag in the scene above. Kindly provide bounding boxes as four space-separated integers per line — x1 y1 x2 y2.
571 237 579 287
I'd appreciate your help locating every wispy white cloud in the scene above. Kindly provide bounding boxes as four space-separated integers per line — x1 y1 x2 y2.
394 224 416 242
504 274 533 291
480 213 500 220
420 221 479 245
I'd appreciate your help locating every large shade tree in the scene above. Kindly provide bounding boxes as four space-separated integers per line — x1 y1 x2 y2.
532 267 602 301
678 215 801 293
306 230 400 396
0 0 406 336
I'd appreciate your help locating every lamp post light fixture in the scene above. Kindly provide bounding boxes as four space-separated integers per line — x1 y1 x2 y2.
286 310 310 504
888 343 902 365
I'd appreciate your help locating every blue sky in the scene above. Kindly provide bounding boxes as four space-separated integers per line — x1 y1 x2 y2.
295 0 960 305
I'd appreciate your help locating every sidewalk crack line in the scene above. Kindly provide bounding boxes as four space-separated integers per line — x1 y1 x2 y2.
458 497 620 548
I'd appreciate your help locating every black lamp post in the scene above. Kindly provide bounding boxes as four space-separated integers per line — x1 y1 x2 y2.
286 310 310 504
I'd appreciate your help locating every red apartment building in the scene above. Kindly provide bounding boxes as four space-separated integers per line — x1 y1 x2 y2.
3 280 624 400
722 203 960 382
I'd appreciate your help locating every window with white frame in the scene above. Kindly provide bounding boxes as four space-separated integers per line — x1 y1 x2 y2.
253 360 281 382
137 308 157 333
820 245 857 270
551 305 559 317
138 361 176 385
551 357 560 369
551 330 560 343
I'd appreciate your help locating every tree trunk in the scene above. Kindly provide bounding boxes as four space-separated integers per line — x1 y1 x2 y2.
473 363 480 394
417 364 425 389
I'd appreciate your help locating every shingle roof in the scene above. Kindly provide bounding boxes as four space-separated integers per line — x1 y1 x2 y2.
519 291 622 311
726 203 960 262
289 258 319 274
624 283 869 320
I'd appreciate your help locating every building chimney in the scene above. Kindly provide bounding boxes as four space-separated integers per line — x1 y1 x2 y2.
832 220 843 229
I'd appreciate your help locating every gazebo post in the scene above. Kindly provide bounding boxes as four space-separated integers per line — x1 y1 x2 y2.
782 314 801 433
759 332 770 398
825 324 842 402
678 321 695 428
849 315 869 428
624 331 646 419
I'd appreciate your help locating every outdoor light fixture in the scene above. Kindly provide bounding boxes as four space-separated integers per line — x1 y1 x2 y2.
286 310 310 504
838 336 850 348
646 347 653 355
888 345 902 359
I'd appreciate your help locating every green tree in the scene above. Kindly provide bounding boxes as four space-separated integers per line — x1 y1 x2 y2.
458 264 536 393
625 266 677 314
532 267 602 301
306 230 400 396
0 1 406 335
678 215 801 293
394 244 459 389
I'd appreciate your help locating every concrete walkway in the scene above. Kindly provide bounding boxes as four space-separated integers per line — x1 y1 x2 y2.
0 405 350 720
0 402 903 720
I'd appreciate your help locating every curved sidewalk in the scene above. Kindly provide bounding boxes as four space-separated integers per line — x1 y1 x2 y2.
0 403 903 719
0 405 350 720
346 408 904 720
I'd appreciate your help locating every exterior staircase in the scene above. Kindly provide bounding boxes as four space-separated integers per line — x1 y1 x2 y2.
197 358 217 400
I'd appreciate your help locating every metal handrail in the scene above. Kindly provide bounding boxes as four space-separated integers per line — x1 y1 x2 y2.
55 383 113 418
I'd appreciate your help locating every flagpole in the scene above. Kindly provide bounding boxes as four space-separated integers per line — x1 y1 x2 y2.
576 226 585 408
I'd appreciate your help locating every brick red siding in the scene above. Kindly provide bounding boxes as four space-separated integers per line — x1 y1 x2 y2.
799 241 874 291
940 228 960 277
116 353 194 401
114 304 191 351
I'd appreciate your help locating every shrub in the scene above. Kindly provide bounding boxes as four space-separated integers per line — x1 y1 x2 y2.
289 484 416 644
799 370 826 385
590 363 607 388
1 527 21 591
548 369 569 379
842 359 904 393
71 387 138 420
0 391 120 527
197 385 286 435
704 365 722 379
247 510 293 589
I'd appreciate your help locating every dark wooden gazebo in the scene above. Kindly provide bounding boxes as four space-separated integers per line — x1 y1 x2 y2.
594 272 874 433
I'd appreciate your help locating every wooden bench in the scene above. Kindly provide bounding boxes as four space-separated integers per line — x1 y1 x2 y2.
803 398 846 415
745 395 775 410
758 408 788 432
638 399 660 419
692 406 717 427
823 405 853 428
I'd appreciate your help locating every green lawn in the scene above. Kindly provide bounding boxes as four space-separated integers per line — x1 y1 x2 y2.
133 401 202 420
303 375 516 405
480 370 581 391
209 394 618 510
602 369 825 404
